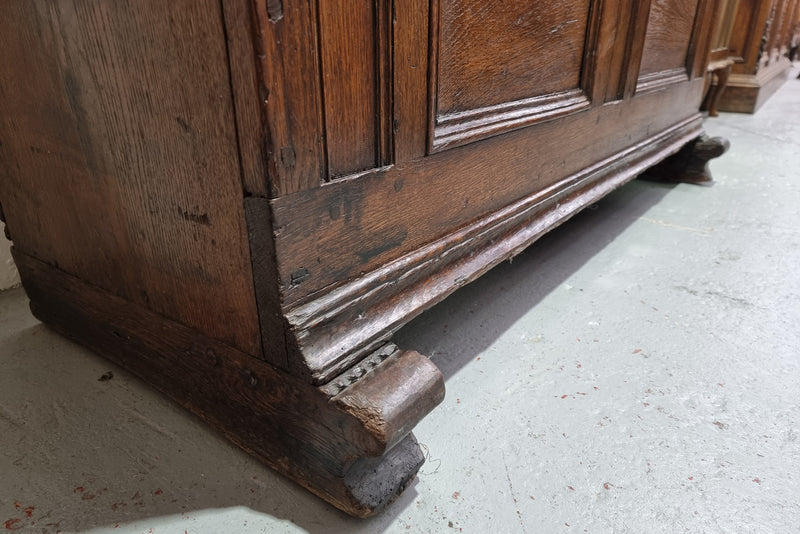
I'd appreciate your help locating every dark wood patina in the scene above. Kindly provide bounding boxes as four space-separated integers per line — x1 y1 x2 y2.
0 0 729 516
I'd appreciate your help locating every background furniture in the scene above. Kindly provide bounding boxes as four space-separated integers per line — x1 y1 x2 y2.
709 0 800 113
0 0 726 516
704 0 740 115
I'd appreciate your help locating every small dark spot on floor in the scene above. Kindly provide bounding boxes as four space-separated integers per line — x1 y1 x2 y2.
98 371 114 382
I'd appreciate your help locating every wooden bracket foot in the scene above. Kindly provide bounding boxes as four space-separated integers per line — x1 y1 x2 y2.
12 250 445 517
640 135 730 185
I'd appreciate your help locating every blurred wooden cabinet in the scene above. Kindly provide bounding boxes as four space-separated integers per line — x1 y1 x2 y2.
1 0 726 516
704 0 740 115
710 0 800 112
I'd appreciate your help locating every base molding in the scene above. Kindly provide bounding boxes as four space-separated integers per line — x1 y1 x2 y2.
12 249 444 518
288 116 706 384
712 58 793 113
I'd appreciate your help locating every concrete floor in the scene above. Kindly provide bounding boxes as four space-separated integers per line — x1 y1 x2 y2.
2 70 799 534
0 222 20 290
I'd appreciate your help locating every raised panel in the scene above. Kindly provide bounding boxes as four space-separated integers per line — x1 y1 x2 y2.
711 0 741 55
392 0 430 163
316 1 393 181
438 1 591 112
431 0 598 151
255 0 326 195
639 0 700 75
318 1 378 178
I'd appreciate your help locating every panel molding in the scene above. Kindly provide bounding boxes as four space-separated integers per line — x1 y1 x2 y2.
428 0 604 153
635 0 716 95
285 115 704 382
431 90 591 152
616 0 654 100
254 0 326 196
317 0 396 181
636 67 691 94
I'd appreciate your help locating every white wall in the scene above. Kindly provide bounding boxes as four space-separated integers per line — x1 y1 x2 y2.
0 223 20 290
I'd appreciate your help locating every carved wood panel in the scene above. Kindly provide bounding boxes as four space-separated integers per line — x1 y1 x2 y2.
264 0 717 306
256 0 716 200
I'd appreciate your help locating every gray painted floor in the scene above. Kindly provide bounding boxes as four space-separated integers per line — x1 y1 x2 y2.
2 70 799 534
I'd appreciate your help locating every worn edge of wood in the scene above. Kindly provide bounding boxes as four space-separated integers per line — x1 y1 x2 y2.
431 90 591 153
220 0 270 197
635 68 691 95
287 114 706 384
11 249 444 517
243 196 290 369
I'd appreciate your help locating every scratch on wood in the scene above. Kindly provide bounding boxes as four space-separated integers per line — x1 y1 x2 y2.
549 19 578 34
177 207 211 226
356 231 408 264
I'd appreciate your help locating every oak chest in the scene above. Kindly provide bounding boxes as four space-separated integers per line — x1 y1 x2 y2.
0 0 726 516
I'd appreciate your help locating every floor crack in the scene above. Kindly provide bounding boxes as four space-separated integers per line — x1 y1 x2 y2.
503 450 527 534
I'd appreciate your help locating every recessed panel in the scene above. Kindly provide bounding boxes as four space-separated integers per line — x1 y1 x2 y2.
437 1 592 115
639 0 700 76
318 1 378 178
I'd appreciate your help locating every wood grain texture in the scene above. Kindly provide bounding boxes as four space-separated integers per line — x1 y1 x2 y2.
597 0 652 101
436 0 592 114
253 0 326 195
392 0 429 163
284 116 706 382
639 0 702 75
375 0 395 168
244 197 289 369
710 0 740 57
221 0 270 197
0 0 261 355
620 0 655 98
686 0 720 79
728 0 772 70
0 0 724 516
431 90 591 152
711 0 798 111
428 0 611 151
715 58 793 111
636 0 718 93
271 78 708 306
318 0 379 178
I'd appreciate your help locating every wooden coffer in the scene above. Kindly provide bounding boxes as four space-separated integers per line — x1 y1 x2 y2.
0 0 719 516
